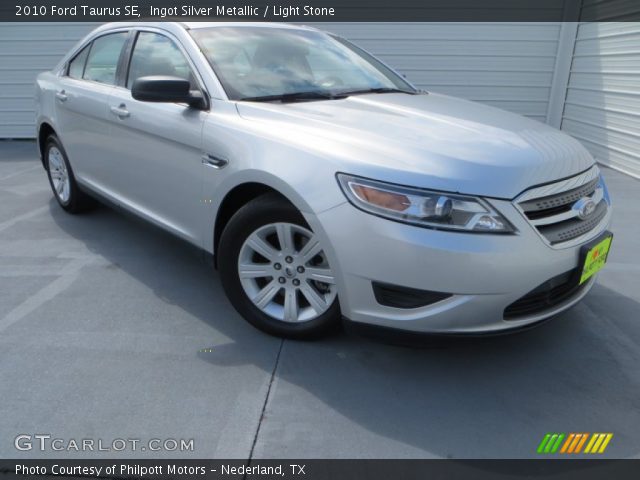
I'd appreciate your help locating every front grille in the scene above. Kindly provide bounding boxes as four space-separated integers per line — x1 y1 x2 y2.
504 269 587 320
537 201 608 244
516 169 608 245
520 178 599 213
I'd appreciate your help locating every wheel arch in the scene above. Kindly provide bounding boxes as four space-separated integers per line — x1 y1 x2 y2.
213 182 296 266
37 122 57 169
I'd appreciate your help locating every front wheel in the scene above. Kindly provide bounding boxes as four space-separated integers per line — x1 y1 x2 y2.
218 194 340 339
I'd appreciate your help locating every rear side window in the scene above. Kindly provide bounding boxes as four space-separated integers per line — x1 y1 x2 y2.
83 32 128 85
127 32 195 89
68 45 90 79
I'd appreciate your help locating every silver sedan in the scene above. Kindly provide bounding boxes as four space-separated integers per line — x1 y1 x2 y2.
35 22 613 339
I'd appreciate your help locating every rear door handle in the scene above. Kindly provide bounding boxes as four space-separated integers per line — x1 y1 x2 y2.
55 90 68 102
110 104 130 119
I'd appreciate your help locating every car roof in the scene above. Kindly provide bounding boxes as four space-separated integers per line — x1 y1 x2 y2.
183 22 317 31
97 21 318 34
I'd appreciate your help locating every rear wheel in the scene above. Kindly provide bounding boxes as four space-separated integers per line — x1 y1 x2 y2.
44 135 94 213
218 194 340 339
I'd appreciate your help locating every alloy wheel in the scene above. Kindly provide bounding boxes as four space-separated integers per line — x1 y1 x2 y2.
238 222 337 323
48 146 70 203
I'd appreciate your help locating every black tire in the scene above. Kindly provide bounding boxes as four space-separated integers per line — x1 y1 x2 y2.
218 193 341 339
44 134 95 213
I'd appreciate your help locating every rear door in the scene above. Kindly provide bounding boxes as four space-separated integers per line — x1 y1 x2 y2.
53 30 130 188
105 29 207 244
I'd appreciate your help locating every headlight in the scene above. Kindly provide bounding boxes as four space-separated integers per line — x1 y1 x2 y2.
337 173 515 233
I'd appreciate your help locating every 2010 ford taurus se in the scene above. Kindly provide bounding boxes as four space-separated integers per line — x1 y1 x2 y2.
35 22 613 339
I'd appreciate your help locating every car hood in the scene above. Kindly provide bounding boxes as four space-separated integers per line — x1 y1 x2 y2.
235 92 595 199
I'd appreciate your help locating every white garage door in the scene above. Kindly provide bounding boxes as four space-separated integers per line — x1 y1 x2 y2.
315 22 563 123
0 22 561 139
561 22 640 178
0 22 98 138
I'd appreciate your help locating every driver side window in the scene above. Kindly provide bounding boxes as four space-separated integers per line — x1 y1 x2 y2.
127 32 196 90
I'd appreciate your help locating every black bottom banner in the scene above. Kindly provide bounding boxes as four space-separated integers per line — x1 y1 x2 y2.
1 459 639 480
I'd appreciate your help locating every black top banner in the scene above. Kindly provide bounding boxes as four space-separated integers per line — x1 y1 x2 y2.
4 0 640 22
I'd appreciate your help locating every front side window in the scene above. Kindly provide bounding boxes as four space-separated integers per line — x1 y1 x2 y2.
83 32 128 85
127 32 195 89
189 27 415 100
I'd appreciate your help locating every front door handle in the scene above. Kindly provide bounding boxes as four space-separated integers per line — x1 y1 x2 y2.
110 104 130 119
55 90 68 102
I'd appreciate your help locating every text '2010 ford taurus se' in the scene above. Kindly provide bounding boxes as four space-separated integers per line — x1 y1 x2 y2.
35 22 613 339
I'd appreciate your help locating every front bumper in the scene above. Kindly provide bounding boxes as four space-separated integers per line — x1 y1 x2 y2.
306 196 611 334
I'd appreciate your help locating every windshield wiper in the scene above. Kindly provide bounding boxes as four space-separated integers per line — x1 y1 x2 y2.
239 87 419 103
338 87 418 96
239 91 347 103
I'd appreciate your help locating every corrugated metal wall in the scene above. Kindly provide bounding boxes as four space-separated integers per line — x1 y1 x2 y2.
0 21 562 138
0 22 97 138
316 23 562 123
561 22 640 178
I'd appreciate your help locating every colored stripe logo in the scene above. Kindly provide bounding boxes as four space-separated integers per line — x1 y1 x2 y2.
537 433 613 454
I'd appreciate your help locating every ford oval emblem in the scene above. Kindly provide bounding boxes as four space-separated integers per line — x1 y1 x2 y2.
573 197 597 220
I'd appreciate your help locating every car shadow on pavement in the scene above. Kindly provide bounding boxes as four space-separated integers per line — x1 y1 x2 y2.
50 199 640 459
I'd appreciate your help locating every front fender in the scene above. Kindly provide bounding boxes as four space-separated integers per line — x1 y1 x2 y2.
200 107 349 253
203 168 347 255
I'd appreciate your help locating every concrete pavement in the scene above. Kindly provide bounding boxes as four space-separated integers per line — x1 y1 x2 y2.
1 140 639 459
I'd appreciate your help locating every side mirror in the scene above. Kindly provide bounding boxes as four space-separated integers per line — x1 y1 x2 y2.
131 76 206 109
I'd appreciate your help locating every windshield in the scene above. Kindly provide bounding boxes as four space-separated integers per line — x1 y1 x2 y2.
189 26 416 101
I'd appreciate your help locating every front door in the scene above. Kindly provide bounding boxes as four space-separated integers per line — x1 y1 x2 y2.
106 30 207 244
